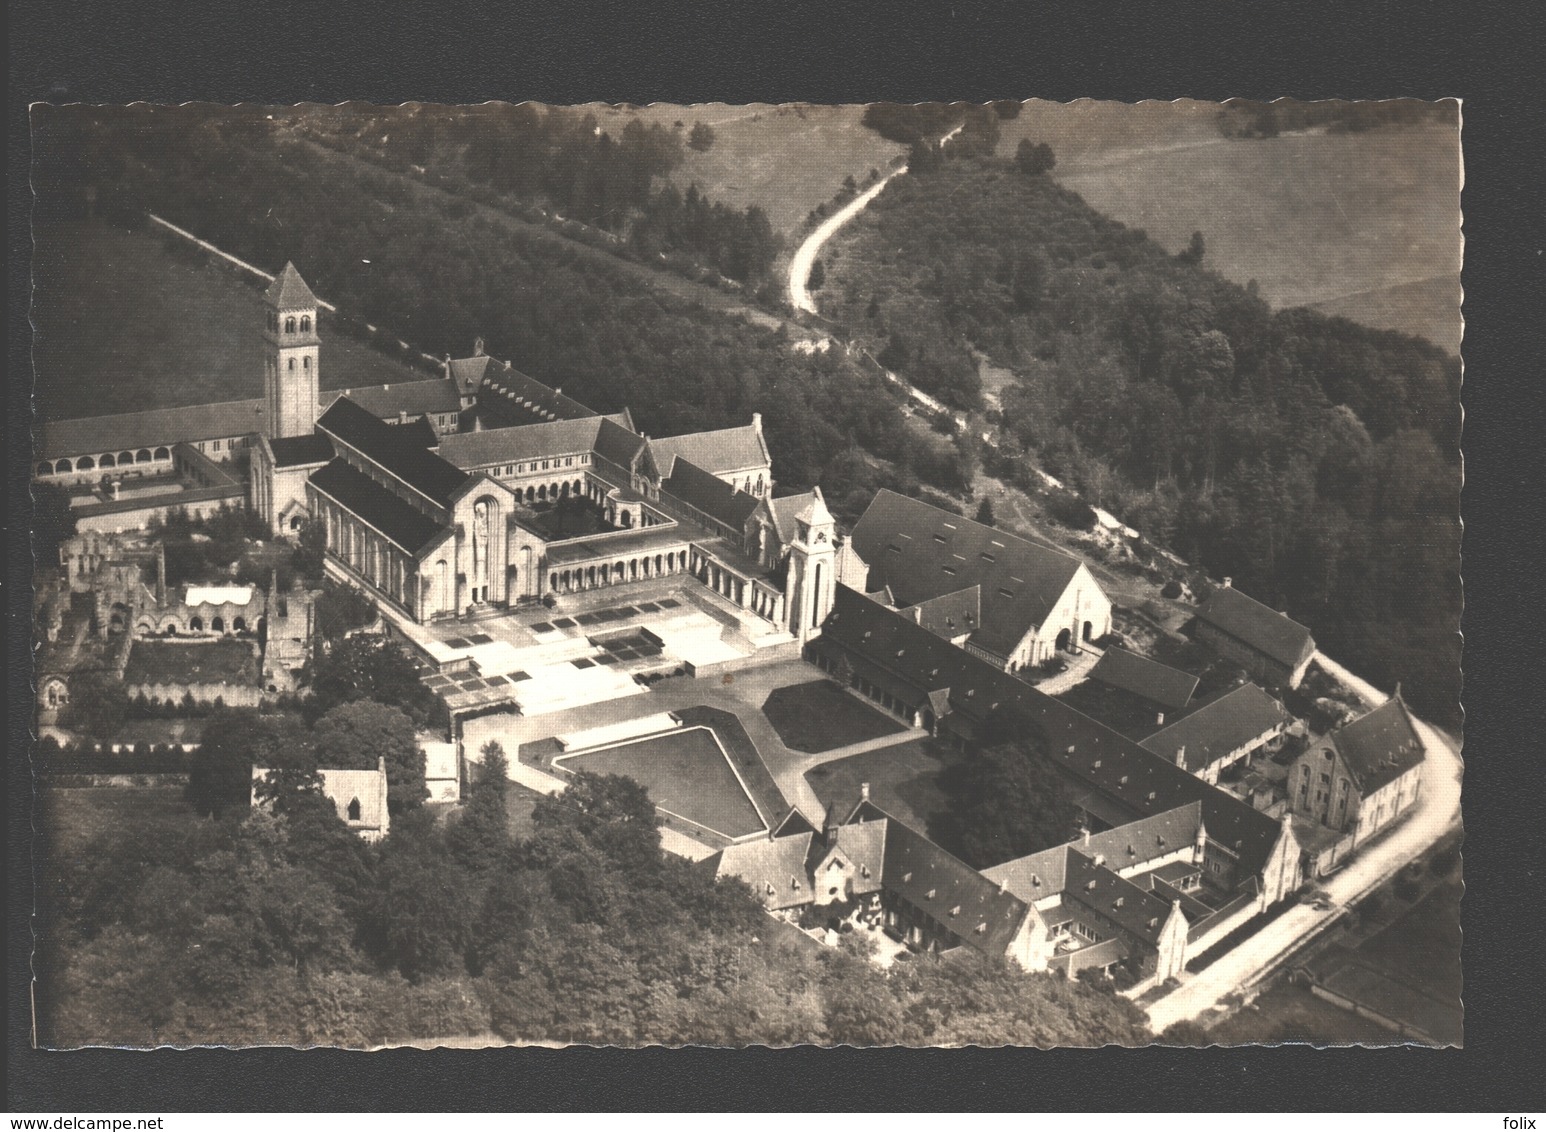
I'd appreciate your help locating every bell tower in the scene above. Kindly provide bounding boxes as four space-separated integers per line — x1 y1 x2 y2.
785 486 838 644
263 262 320 439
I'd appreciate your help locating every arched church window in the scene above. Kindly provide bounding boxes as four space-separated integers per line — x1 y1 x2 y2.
300 315 311 332
347 798 361 821
285 316 296 333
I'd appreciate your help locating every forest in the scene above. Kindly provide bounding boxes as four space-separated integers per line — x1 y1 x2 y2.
821 154 1461 727
35 712 1150 1048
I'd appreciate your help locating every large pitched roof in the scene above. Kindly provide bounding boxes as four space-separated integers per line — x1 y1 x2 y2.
1088 648 1199 712
849 490 1089 657
476 360 598 423
902 586 982 642
593 416 649 471
1138 683 1291 772
41 397 269 459
1060 849 1177 946
1082 802 1204 868
308 459 446 556
1326 697 1426 794
329 379 462 419
264 262 317 310
661 458 760 530
819 586 1287 883
1194 585 1316 670
316 397 468 506
708 833 817 910
766 493 815 544
648 421 770 478
981 844 1070 901
268 432 335 469
435 415 628 469
881 819 1031 955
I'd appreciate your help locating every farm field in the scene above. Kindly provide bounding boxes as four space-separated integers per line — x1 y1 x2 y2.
1046 118 1461 352
30 221 434 422
557 726 765 839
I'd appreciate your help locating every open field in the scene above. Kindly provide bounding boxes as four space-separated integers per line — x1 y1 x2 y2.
558 726 764 838
1046 118 1461 352
31 221 433 421
761 680 905 754
40 785 193 862
803 737 961 835
601 103 906 239
1204 974 1397 1046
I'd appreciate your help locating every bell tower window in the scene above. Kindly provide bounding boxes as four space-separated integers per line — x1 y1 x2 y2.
285 316 297 334
300 315 311 333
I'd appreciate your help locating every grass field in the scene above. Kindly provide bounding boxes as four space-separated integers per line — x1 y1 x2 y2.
558 726 764 838
600 103 906 239
1205 975 1397 1046
803 737 960 835
1356 876 1464 1017
760 680 905 754
41 785 193 863
31 221 434 421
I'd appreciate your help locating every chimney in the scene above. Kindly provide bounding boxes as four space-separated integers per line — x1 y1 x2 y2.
1222 577 1233 589
156 543 167 605
1081 827 1091 847
473 336 486 357
443 353 451 380
1393 681 1403 702
1156 711 1165 728
860 782 870 802
1174 744 1186 768
752 412 763 432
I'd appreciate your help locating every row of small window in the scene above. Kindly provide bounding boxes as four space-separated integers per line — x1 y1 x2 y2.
494 454 586 476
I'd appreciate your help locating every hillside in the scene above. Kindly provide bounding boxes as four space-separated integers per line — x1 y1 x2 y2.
30 220 434 422
818 155 1461 728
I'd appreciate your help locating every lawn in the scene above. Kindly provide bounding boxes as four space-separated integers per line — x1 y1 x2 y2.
31 220 435 422
1355 876 1464 1015
1205 975 1397 1046
40 785 194 864
761 680 905 754
557 726 765 839
803 737 960 836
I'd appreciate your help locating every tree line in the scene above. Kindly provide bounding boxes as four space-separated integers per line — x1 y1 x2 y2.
819 157 1461 727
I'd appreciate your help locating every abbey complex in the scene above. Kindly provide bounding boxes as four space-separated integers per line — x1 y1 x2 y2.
34 252 1429 1010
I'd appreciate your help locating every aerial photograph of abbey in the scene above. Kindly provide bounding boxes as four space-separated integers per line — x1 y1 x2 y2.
27 100 1462 1048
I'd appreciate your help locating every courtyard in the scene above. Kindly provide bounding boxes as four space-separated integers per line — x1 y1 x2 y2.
761 679 905 753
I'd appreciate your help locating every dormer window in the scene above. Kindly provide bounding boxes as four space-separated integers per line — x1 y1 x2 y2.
926 888 936 900
1119 775 1129 785
1092 757 1100 767
1148 917 1160 930
949 905 961 917
1114 897 1125 908
902 872 912 883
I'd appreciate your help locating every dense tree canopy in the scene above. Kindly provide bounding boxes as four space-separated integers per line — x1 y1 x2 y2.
936 740 1081 869
306 633 435 726
312 700 426 812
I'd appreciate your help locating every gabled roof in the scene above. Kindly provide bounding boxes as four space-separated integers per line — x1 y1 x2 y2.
648 421 770 478
981 844 1071 902
41 397 269 459
387 415 440 450
903 585 982 641
328 379 462 420
1081 802 1204 868
766 493 815 544
819 586 1288 883
708 833 817 910
316 397 468 507
1089 648 1199 711
308 459 446 556
477 361 598 423
448 354 498 397
593 415 649 471
264 262 317 310
1061 850 1177 946
1324 697 1426 794
881 820 1031 955
268 432 335 469
809 822 888 897
1138 683 1291 772
1194 585 1316 670
849 490 1090 657
661 458 760 530
435 415 619 469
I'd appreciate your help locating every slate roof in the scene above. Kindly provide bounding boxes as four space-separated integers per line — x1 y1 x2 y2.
316 397 468 506
328 379 462 419
41 397 269 459
819 586 1288 884
849 489 1089 657
708 833 817 910
660 458 760 530
981 844 1071 902
477 361 598 422
436 415 621 469
1194 585 1316 671
1139 683 1291 772
593 416 649 471
1061 850 1176 945
264 262 317 310
1089 648 1199 711
1082 802 1204 868
903 585 982 642
308 459 446 556
387 415 442 451
882 819 1031 955
1325 697 1426 794
448 355 498 397
766 492 815 544
809 821 888 897
268 432 335 469
648 421 770 477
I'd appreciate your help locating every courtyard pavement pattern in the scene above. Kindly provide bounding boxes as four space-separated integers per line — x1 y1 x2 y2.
461 658 926 838
1144 651 1463 1033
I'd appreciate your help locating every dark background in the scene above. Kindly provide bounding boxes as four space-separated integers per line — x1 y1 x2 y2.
10 0 1544 1112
